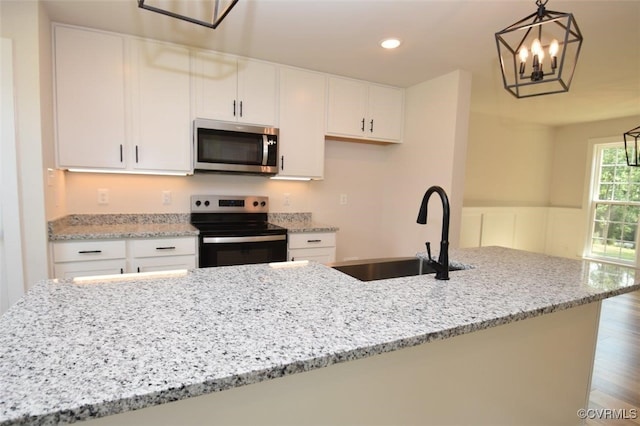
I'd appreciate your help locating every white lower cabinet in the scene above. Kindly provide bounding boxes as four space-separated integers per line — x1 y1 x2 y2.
288 232 336 263
51 237 197 279
130 237 197 273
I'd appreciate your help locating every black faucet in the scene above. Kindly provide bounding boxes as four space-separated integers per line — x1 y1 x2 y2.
416 186 450 280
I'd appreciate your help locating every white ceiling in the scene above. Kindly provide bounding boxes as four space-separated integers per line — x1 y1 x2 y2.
42 0 640 127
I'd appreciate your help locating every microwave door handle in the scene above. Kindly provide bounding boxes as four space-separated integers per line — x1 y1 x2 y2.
262 135 269 166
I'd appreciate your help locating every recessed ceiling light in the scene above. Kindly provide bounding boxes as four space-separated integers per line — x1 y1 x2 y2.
380 38 401 49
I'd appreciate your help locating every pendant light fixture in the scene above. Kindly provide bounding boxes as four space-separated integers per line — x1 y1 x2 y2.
624 126 640 167
495 0 583 98
138 0 239 29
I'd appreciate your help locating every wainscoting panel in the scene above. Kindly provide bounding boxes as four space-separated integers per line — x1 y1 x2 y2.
460 206 584 259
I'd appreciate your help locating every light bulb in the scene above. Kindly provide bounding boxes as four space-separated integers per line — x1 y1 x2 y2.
549 39 559 57
519 47 529 62
538 49 545 64
531 38 542 56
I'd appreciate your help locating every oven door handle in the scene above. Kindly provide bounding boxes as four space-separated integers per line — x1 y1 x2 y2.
202 235 286 244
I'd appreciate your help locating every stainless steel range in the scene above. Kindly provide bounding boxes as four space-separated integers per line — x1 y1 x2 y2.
190 195 287 268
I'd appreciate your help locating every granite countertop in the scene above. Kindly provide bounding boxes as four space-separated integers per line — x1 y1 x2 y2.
48 214 199 241
268 212 339 233
1 247 639 425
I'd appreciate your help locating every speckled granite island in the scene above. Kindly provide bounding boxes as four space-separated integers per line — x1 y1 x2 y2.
1 247 639 425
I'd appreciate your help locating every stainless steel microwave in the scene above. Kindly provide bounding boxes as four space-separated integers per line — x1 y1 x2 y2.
193 119 279 175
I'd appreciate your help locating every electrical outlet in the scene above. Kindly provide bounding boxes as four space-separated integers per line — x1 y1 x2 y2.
97 188 109 205
162 190 172 205
340 194 348 205
284 193 291 207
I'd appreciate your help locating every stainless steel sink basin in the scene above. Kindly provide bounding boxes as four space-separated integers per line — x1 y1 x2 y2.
328 257 462 282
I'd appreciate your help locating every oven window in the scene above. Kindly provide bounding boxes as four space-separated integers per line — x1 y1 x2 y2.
200 240 287 267
198 129 262 165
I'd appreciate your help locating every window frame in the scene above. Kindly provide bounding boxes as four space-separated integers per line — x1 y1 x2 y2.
585 142 640 266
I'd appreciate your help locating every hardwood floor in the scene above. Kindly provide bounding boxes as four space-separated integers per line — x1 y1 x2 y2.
587 289 640 425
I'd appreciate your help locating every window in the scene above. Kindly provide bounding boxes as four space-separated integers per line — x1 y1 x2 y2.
587 143 640 265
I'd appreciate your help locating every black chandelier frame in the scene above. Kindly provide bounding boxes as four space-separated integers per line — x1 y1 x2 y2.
138 0 239 29
624 126 640 167
495 0 583 99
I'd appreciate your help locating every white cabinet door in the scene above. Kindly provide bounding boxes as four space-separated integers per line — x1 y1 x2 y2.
54 260 126 279
288 248 335 263
277 67 326 179
236 59 278 126
326 77 368 137
193 50 238 122
54 25 127 169
193 52 278 126
368 85 404 142
131 39 192 173
326 76 404 143
133 256 196 273
287 232 336 263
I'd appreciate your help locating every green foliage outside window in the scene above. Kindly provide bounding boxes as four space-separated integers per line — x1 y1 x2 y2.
591 146 640 263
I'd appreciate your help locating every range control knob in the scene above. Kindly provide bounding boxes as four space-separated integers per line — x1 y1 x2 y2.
195 200 201 207
260 201 267 207
204 200 210 207
253 201 259 207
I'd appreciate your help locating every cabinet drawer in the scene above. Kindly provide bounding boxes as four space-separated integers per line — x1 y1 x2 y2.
288 232 336 249
53 240 126 262
130 237 196 258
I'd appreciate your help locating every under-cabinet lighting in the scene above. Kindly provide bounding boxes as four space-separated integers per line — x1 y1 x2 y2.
67 168 189 176
73 269 188 284
270 176 312 181
269 260 309 269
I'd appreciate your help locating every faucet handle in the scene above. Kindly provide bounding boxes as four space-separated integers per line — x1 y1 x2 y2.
425 241 433 262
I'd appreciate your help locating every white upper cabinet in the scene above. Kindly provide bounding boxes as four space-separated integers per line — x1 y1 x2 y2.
277 67 326 179
130 39 192 173
326 77 404 143
53 25 193 174
193 51 278 126
54 25 127 169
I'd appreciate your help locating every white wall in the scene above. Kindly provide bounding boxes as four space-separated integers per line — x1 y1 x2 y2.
0 1 50 289
550 115 640 208
381 70 471 257
464 112 555 207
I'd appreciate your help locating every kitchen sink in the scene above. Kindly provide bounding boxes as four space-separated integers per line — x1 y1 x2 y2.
329 257 465 282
